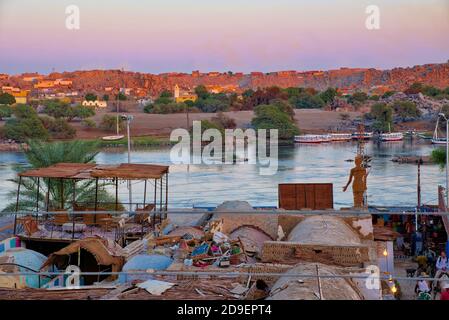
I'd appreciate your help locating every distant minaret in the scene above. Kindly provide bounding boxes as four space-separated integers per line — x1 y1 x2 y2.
174 84 180 99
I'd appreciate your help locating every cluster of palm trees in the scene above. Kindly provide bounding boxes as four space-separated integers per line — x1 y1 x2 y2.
3 140 117 212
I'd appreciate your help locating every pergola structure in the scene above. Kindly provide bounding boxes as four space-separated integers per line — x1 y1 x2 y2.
14 163 169 241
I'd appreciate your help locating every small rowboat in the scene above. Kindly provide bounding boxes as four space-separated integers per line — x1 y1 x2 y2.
380 132 404 142
294 134 332 143
432 138 447 145
102 135 125 141
330 133 352 142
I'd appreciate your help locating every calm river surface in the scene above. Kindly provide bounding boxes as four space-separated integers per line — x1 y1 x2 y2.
0 140 445 210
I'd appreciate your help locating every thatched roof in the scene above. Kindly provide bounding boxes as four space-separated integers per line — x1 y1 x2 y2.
40 237 125 272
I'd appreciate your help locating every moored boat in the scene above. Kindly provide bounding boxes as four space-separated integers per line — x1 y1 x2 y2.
380 132 404 142
351 132 373 140
330 133 352 142
102 135 125 141
431 116 448 144
294 134 332 143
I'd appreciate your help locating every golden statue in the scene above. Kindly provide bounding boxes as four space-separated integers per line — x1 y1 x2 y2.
343 155 368 208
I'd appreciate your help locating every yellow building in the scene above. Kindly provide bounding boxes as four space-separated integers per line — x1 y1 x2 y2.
12 90 29 104
174 84 197 103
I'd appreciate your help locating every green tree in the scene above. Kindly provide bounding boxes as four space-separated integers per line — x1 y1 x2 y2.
431 148 446 169
100 114 125 132
0 105 12 119
252 104 299 140
3 140 118 212
102 94 109 101
391 101 421 119
319 88 338 104
289 93 325 109
369 103 393 132
195 85 210 100
85 93 98 101
348 91 368 104
117 92 127 101
4 105 49 142
72 104 96 120
159 90 173 98
40 117 77 139
0 92 16 105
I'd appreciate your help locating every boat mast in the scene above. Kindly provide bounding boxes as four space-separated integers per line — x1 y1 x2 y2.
434 117 440 140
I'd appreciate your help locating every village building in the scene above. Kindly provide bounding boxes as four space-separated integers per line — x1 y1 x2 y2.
82 100 108 108
174 84 197 103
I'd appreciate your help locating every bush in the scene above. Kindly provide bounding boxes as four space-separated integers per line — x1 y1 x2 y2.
211 112 236 129
369 103 393 132
391 101 421 119
0 92 16 105
85 93 97 101
100 114 125 132
81 118 97 129
348 92 368 104
44 118 77 139
0 105 12 119
289 93 325 109
4 117 49 142
144 102 188 114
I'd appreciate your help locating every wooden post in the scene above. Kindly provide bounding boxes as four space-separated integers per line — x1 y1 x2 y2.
160 177 163 211
143 180 147 208
154 178 157 207
72 179 76 209
115 178 119 212
316 264 323 300
165 173 168 212
46 178 51 212
60 178 64 210
36 177 40 212
14 176 22 234
94 178 99 211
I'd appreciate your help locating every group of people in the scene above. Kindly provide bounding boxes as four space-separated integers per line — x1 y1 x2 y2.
415 250 449 300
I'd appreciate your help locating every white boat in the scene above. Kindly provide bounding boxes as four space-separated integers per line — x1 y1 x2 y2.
380 132 403 142
351 132 373 140
330 133 352 142
294 134 332 143
431 117 448 144
102 135 125 141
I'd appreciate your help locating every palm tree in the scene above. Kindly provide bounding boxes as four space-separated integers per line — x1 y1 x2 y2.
3 140 118 212
431 148 446 169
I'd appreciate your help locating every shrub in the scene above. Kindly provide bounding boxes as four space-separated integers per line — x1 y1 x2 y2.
45 118 77 139
0 92 16 105
100 114 125 132
0 105 12 119
391 101 421 119
81 118 97 129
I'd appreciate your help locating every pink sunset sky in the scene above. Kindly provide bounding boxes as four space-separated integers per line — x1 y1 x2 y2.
0 0 448 74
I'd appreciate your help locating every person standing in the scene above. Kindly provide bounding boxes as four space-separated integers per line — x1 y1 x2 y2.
433 251 449 289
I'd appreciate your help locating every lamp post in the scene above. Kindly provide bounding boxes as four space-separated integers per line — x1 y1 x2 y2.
122 114 134 212
438 113 449 207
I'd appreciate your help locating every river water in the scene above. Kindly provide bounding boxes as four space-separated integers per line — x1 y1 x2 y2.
0 140 445 210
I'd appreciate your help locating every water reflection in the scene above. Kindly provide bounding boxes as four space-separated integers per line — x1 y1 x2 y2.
0 141 445 209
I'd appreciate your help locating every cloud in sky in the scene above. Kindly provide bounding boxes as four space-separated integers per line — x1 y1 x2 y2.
0 0 448 74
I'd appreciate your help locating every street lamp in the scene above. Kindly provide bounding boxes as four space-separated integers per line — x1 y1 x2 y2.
438 113 449 207
121 114 134 212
